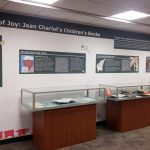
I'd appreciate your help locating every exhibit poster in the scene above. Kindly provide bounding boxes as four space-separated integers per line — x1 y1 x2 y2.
19 50 86 74
0 35 2 87
146 57 150 72
96 54 139 73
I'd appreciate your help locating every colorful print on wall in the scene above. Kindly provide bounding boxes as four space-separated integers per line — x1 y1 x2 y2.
0 128 30 140
96 54 139 73
20 55 34 73
19 50 86 74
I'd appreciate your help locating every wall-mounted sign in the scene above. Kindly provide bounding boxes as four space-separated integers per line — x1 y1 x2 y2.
1 11 150 45
146 57 150 72
114 37 150 51
0 36 2 86
96 54 139 73
19 50 86 74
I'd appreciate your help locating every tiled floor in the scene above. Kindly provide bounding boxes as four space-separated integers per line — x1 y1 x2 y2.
0 125 150 150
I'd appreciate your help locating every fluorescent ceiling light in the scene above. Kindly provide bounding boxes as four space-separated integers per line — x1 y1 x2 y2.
103 10 150 23
28 0 59 5
111 10 150 21
103 17 132 23
8 0 59 7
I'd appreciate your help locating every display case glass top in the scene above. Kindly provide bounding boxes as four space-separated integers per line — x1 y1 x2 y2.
21 85 105 111
100 82 150 101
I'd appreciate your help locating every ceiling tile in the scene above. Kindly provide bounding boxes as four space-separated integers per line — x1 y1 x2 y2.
108 22 150 34
37 9 73 20
134 17 150 25
2 1 44 15
65 14 99 23
139 26 150 33
0 0 8 8
88 0 149 10
137 4 150 14
92 18 117 27
54 0 125 16
65 16 130 32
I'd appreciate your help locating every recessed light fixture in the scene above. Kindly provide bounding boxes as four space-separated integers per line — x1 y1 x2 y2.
28 0 59 5
111 10 150 20
8 0 59 7
103 10 150 23
103 17 132 23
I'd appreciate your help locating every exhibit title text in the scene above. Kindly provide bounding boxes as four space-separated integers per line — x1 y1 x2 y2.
0 19 100 37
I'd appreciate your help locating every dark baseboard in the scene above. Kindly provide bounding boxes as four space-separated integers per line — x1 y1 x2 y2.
96 120 106 126
0 135 32 145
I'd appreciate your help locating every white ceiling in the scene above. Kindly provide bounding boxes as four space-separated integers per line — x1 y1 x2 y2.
1 0 150 34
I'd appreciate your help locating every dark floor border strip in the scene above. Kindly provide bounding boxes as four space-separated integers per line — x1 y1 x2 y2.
96 120 106 126
0 135 32 145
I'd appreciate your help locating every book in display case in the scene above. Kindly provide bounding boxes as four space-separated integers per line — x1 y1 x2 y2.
100 82 150 101
21 85 105 150
21 85 105 111
100 82 150 132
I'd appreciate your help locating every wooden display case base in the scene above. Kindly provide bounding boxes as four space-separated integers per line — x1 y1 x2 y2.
106 99 150 132
33 104 96 150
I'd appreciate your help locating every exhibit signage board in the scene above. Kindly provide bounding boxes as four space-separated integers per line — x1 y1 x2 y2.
114 37 150 51
1 12 150 51
96 54 139 73
146 57 150 72
0 35 2 86
19 50 86 74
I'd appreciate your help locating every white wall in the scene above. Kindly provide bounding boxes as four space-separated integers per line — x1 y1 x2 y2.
0 27 150 138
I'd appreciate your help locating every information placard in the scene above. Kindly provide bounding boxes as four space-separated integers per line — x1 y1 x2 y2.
0 36 2 86
96 54 139 73
19 50 86 74
114 37 150 51
146 57 150 72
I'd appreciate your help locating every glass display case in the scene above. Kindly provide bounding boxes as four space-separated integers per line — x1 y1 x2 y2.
21 85 105 111
100 82 150 101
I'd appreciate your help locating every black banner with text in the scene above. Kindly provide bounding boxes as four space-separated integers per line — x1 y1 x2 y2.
1 11 150 42
114 37 150 51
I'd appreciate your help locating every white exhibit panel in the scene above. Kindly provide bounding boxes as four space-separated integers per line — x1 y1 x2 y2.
0 16 150 140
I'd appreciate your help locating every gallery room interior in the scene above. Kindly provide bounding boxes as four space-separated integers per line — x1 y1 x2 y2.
0 0 150 150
